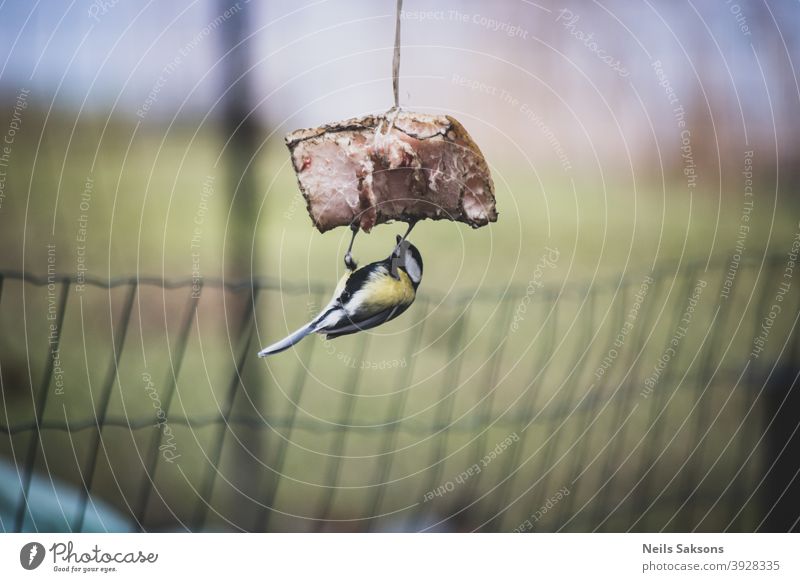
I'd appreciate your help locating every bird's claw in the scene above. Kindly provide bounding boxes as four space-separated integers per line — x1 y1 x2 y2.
344 251 357 271
344 222 359 271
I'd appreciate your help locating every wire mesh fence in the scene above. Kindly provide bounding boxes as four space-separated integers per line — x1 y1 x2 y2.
1 252 798 532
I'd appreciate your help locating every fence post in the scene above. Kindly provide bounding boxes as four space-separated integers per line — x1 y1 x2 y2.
761 359 800 531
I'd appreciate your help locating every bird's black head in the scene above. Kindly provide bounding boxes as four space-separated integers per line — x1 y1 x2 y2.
393 235 423 286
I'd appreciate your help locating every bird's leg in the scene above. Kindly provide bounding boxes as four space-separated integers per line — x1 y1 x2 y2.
390 219 418 279
344 222 359 271
398 218 417 246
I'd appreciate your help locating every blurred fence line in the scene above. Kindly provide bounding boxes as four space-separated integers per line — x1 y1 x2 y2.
0 252 798 532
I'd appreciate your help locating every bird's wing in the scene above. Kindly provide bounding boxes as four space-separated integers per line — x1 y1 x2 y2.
323 303 410 339
322 264 416 339
307 271 351 326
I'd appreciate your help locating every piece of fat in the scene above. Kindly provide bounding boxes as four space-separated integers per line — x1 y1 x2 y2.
285 110 498 233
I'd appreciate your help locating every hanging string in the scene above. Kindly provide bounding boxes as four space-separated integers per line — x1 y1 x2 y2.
375 0 403 142
392 0 403 109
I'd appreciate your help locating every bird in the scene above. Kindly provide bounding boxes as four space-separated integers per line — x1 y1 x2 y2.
258 235 423 357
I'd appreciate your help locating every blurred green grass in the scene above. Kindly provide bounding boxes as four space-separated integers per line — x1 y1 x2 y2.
2 111 794 287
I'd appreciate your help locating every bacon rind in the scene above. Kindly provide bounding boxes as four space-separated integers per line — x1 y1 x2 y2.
285 111 498 233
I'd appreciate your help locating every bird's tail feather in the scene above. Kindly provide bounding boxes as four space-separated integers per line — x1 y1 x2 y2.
258 324 314 357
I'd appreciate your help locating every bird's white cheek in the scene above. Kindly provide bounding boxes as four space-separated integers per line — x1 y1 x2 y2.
406 261 421 283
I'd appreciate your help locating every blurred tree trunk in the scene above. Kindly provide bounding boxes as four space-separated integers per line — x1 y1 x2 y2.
217 0 263 531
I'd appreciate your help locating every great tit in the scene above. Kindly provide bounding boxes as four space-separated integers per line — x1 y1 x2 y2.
258 235 423 357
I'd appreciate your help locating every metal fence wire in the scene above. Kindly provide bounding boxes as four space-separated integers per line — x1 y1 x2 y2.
1 253 799 532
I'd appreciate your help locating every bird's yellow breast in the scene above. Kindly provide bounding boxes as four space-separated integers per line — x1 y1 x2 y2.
361 269 415 310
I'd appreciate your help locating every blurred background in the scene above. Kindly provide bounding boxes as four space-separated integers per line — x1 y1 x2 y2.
0 0 799 532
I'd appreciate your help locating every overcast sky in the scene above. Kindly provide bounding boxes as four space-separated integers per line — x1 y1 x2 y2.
1 0 797 168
